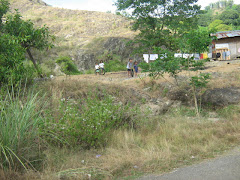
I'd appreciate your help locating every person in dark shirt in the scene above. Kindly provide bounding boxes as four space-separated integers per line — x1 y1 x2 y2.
134 61 138 77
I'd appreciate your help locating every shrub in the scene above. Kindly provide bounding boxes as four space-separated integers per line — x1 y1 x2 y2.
105 60 126 72
43 92 134 149
84 69 95 74
56 56 80 75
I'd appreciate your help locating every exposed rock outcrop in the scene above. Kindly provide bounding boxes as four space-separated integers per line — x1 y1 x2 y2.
202 88 240 107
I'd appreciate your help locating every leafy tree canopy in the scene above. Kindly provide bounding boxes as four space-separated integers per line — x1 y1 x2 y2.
219 10 239 25
3 11 54 77
180 27 214 54
115 0 200 52
0 0 54 86
0 34 26 86
208 19 232 31
198 0 240 30
4 12 53 50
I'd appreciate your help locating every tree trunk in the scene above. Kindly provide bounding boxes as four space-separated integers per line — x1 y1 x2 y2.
26 48 43 78
192 86 200 117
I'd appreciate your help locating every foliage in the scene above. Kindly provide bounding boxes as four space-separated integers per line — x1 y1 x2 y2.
0 4 54 85
180 27 214 54
140 49 182 81
3 11 54 77
0 0 9 26
0 34 30 87
139 26 212 80
208 19 232 31
190 73 211 89
199 0 240 30
138 61 150 73
4 11 53 50
105 60 126 72
0 2 33 86
180 27 212 116
140 27 212 115
219 10 240 25
84 69 95 74
197 10 214 27
190 73 211 116
115 0 200 53
115 10 132 19
97 51 121 63
0 87 44 170
42 92 135 149
56 56 80 75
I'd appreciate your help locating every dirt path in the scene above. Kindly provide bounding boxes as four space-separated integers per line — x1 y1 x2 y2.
138 147 240 180
59 60 240 83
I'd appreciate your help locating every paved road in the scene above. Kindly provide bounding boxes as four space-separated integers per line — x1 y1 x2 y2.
138 147 240 180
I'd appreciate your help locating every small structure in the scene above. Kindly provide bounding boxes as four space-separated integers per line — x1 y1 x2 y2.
211 30 240 60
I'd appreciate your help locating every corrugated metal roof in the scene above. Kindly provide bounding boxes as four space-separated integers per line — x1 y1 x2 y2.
211 30 240 39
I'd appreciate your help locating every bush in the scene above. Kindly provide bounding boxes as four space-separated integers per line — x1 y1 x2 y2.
56 56 80 75
43 92 134 149
105 60 126 72
84 69 95 74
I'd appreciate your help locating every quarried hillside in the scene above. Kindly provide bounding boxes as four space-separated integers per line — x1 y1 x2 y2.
9 0 137 71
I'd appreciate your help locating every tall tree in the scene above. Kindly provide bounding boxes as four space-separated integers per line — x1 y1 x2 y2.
115 0 200 53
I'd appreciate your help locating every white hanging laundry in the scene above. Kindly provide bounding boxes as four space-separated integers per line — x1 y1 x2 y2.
143 54 149 63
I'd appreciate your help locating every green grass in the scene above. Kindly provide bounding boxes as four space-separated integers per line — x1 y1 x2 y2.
0 86 44 170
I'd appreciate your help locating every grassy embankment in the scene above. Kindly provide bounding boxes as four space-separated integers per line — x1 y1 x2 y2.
1 69 240 180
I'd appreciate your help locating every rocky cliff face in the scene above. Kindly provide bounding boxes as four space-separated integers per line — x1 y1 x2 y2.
72 37 134 70
9 0 137 71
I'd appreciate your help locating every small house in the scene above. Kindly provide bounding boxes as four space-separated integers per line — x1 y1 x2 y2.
211 30 240 60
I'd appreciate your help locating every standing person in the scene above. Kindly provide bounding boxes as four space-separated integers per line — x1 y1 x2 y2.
126 58 133 78
99 60 105 75
95 62 100 75
134 61 138 77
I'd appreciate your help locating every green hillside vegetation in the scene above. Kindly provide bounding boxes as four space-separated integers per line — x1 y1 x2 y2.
198 0 240 31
